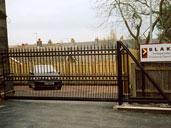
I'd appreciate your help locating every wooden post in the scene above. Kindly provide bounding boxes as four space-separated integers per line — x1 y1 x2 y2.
131 63 136 97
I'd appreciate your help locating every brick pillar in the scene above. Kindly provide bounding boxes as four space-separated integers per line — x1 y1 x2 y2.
0 0 10 97
0 0 8 51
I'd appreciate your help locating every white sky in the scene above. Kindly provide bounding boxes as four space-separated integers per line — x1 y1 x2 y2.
6 0 117 45
5 0 157 46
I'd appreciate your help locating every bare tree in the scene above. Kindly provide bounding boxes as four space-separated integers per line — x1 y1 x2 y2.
94 0 168 48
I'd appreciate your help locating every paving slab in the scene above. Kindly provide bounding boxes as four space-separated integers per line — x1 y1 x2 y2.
0 100 171 128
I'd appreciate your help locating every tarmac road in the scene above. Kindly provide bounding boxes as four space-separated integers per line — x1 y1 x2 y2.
0 100 171 128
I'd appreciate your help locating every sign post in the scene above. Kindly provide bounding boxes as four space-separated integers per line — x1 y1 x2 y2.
150 0 153 43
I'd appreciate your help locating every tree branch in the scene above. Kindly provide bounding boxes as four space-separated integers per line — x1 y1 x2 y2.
136 0 149 7
115 0 138 40
118 1 142 44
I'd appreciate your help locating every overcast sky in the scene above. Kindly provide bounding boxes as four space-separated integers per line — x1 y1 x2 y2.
6 0 122 45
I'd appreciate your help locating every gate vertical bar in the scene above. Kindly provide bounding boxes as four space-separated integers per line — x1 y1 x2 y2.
117 41 123 105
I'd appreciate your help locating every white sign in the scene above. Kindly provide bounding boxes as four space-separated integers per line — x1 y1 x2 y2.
140 43 171 62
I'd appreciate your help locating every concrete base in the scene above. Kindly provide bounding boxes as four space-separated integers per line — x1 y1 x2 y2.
114 105 171 114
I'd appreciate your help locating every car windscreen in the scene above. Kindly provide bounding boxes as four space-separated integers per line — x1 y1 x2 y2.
33 65 57 73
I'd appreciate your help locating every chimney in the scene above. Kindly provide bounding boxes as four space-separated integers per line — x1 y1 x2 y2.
71 38 75 44
95 37 99 43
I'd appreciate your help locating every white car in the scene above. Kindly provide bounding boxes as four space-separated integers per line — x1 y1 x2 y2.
28 65 62 90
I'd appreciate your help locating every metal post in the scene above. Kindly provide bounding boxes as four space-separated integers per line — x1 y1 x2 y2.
2 53 6 99
150 0 153 43
117 41 123 105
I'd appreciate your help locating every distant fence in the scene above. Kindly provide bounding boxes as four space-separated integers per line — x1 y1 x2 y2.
9 46 117 74
7 46 119 86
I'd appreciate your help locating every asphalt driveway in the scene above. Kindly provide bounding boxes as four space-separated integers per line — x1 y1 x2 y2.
0 100 171 128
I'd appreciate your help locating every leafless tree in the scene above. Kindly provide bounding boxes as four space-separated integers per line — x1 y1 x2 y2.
94 0 168 48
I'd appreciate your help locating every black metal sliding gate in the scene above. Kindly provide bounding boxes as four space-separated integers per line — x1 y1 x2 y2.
1 41 171 105
3 44 129 102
